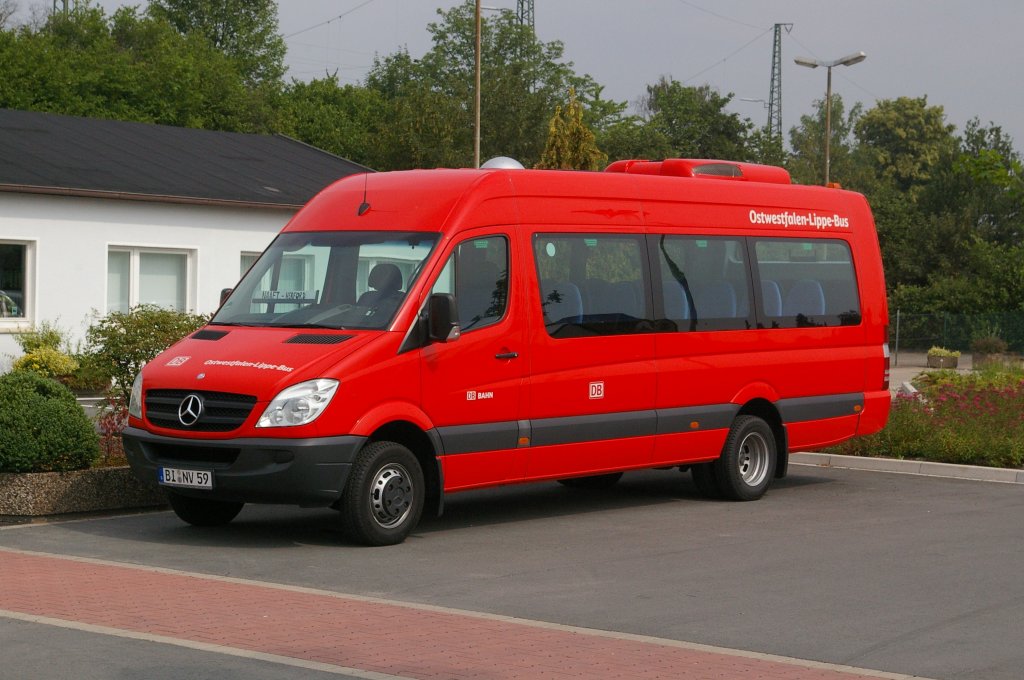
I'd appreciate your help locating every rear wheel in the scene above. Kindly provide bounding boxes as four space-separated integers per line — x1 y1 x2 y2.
339 441 425 546
166 492 244 527
713 415 776 501
557 472 624 490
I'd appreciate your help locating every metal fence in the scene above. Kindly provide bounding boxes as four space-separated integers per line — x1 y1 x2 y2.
891 310 1024 355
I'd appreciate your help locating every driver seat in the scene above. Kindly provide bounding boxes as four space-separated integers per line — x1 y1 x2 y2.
358 263 403 307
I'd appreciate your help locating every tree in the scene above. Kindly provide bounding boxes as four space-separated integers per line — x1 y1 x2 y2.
925 119 1024 247
746 126 786 167
0 5 277 132
0 0 17 28
640 78 751 160
364 2 617 169
854 96 956 197
535 90 606 170
279 75 385 168
786 94 864 187
148 0 286 87
597 116 673 164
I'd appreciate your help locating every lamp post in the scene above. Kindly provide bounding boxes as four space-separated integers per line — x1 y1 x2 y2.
794 51 866 185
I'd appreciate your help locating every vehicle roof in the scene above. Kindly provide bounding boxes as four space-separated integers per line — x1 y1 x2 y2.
283 165 871 235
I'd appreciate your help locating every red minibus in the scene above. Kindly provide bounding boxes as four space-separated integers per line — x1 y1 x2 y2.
123 158 891 545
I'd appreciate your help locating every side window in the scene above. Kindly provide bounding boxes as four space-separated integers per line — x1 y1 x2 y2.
431 235 509 332
655 235 751 332
532 233 650 338
754 239 861 328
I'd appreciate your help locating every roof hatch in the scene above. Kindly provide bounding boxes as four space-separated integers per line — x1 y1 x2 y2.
604 159 791 185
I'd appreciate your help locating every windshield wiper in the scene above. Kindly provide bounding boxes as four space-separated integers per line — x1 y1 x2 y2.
262 322 348 330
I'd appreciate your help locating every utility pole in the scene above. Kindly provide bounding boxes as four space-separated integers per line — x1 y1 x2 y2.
767 23 792 144
516 0 534 29
474 0 482 168
52 0 69 15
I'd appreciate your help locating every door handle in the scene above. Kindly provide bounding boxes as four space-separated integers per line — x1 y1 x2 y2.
494 351 518 360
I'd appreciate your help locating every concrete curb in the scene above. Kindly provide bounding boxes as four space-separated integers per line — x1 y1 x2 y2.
791 452 1024 484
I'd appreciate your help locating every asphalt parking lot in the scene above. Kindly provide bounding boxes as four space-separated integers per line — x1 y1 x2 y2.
2 461 1022 680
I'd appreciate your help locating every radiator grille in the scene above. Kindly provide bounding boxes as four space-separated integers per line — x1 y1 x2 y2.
145 389 257 432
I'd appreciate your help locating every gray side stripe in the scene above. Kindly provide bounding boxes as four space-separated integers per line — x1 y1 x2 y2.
777 393 864 422
434 393 863 456
657 404 740 434
531 410 658 448
436 421 519 455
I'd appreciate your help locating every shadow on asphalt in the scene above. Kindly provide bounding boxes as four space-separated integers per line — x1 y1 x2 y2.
49 469 836 549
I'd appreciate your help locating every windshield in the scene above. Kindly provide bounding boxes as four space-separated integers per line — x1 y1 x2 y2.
213 231 439 330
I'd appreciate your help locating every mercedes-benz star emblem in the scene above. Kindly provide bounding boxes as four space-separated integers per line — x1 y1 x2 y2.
177 394 204 427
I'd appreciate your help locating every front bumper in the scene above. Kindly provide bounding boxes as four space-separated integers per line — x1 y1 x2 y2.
122 426 367 507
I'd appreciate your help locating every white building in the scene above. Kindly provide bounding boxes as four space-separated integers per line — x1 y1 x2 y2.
0 109 367 364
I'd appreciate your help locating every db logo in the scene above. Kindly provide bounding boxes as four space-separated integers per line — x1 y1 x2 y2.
589 381 605 399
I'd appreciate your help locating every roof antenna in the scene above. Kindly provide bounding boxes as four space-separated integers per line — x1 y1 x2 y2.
357 173 371 216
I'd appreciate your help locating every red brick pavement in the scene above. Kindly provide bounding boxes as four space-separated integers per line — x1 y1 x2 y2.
0 548 922 680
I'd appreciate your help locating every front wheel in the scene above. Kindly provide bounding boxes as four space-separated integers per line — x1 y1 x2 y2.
166 492 244 526
713 415 777 501
339 441 425 546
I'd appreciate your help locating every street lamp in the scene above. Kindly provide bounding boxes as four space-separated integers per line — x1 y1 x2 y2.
794 51 866 185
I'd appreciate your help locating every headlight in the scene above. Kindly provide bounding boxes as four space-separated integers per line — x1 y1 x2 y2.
257 378 339 428
128 373 143 419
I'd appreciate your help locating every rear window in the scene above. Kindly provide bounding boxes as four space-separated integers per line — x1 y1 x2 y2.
753 239 861 327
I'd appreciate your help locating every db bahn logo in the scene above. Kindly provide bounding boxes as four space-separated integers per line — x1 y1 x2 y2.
177 394 204 427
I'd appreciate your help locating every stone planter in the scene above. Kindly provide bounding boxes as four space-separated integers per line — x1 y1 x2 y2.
927 355 959 369
0 466 166 517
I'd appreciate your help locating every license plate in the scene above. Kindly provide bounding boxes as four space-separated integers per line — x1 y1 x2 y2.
159 467 213 490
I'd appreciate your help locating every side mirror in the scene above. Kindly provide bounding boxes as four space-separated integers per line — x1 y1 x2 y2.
427 293 461 342
220 288 233 306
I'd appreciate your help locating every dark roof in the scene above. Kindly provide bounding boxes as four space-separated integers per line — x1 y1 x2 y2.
0 109 370 208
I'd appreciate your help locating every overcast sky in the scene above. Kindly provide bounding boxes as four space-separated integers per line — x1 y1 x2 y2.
80 1 1024 151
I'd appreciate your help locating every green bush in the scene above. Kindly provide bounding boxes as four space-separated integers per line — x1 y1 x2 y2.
13 320 70 354
832 369 1024 468
59 353 113 392
12 346 79 378
0 371 101 473
86 305 208 403
970 335 1008 355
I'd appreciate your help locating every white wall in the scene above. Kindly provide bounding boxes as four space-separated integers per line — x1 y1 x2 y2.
0 192 294 365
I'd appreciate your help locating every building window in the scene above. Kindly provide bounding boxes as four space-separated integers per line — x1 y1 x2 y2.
0 241 32 322
108 247 193 313
241 252 260 277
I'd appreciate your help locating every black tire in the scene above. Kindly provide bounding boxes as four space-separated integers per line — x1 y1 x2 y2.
339 441 425 546
557 472 624 490
713 415 777 501
690 463 724 499
166 492 244 527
